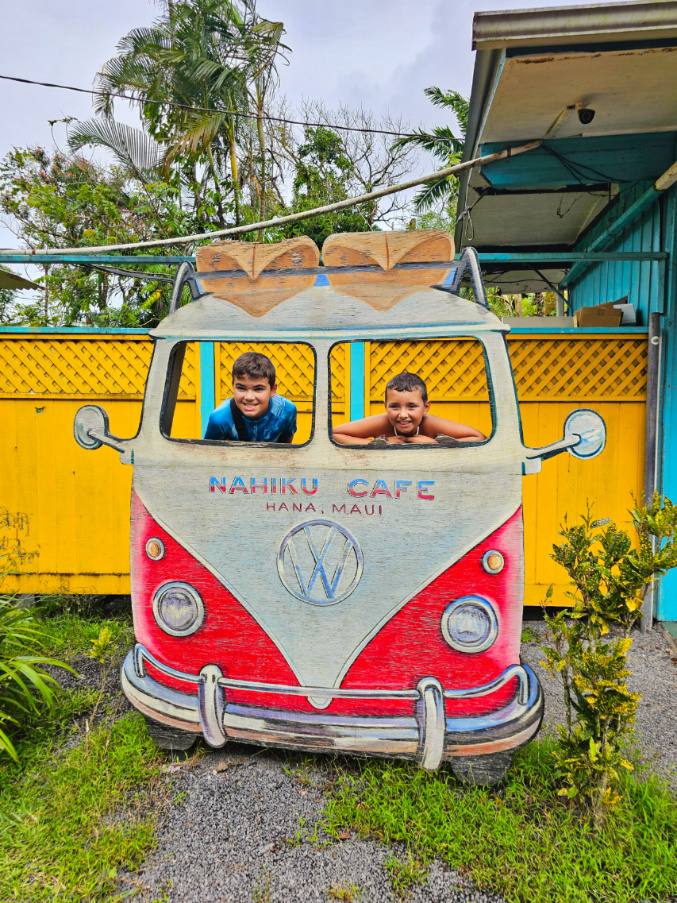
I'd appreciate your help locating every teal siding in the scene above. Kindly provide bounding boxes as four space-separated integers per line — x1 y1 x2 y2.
567 181 664 323
656 184 677 620
568 182 677 620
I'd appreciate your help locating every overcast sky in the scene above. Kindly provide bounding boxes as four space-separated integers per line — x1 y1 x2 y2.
0 0 612 253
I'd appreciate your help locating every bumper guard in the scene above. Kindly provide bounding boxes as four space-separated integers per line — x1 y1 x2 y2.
121 643 543 770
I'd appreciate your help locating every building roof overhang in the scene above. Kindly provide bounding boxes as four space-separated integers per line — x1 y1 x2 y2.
457 1 677 291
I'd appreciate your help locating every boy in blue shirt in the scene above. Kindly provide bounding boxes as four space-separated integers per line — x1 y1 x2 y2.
204 351 297 443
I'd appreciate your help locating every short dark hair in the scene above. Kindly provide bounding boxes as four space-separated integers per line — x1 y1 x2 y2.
232 351 276 388
385 372 428 403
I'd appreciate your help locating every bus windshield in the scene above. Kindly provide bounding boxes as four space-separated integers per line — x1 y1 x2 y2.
161 341 316 446
329 338 494 448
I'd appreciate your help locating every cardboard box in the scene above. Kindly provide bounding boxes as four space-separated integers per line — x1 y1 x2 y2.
574 302 623 328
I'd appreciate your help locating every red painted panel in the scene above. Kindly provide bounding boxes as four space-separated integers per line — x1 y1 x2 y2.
131 492 522 717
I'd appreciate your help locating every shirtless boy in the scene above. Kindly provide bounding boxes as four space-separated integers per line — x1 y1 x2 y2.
332 372 486 445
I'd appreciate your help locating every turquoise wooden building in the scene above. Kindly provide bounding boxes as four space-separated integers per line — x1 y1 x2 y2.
457 0 677 626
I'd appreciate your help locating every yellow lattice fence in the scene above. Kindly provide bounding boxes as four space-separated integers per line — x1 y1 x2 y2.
0 337 197 398
367 339 489 401
366 335 646 404
215 342 315 405
214 341 348 410
508 336 647 401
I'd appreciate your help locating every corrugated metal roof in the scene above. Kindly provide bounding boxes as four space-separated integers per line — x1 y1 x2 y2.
0 267 39 290
473 1 677 50
456 0 677 289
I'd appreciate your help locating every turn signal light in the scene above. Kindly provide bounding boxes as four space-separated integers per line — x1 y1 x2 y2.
482 550 504 574
146 538 165 560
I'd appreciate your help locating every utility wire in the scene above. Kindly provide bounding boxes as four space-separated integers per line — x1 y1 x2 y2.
0 140 541 257
0 73 460 141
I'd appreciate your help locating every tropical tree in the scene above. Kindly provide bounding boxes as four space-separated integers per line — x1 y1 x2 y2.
0 146 196 326
394 87 468 213
86 0 287 225
281 127 375 247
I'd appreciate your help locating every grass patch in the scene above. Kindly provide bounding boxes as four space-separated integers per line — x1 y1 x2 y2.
520 624 537 644
323 738 677 903
44 611 133 661
0 710 166 902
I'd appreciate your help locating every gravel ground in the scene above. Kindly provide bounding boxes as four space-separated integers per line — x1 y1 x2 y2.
56 623 677 903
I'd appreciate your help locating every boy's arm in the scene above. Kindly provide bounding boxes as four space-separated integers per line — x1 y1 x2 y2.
204 413 223 440
332 414 390 445
421 414 486 441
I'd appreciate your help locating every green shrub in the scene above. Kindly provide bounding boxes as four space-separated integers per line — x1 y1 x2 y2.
541 494 677 824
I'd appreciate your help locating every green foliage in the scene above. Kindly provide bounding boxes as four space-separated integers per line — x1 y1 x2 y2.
384 853 427 899
0 597 73 762
0 145 201 326
326 883 361 902
45 611 132 661
93 0 286 226
0 712 165 901
0 513 71 763
540 494 677 824
87 625 115 665
520 624 537 643
323 740 677 903
283 127 373 246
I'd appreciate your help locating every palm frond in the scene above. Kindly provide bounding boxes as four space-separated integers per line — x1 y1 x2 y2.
424 87 469 136
413 175 459 212
393 127 463 161
67 120 166 182
169 111 229 156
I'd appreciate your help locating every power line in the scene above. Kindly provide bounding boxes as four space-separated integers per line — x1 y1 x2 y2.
0 73 460 141
0 140 541 256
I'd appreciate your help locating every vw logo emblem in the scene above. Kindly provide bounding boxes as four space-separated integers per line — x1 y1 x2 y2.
277 519 363 606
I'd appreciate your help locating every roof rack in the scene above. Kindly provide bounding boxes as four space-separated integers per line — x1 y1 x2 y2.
165 242 489 314
432 247 489 310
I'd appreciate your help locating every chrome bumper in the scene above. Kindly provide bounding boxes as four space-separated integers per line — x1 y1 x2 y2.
121 643 543 771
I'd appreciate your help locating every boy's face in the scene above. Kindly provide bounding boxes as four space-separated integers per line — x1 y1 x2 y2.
232 373 277 419
385 387 430 435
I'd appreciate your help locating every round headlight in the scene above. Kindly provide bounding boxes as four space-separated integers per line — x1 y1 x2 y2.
441 596 498 653
153 582 204 636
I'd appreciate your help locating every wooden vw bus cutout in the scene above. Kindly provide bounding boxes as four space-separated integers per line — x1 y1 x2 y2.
74 232 606 784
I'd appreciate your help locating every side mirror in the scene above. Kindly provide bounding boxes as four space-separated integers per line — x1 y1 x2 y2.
563 408 606 459
73 405 127 453
525 407 606 468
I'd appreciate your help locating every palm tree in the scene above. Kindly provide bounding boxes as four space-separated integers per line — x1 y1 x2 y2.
394 87 468 213
91 0 286 224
